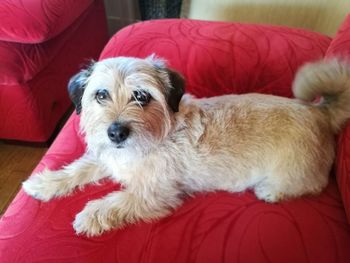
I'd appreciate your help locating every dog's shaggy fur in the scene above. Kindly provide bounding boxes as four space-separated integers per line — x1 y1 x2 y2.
23 56 350 236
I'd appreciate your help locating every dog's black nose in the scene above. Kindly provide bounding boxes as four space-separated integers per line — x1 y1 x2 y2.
107 122 130 144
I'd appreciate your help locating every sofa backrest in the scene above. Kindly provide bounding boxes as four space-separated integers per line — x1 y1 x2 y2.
100 19 331 99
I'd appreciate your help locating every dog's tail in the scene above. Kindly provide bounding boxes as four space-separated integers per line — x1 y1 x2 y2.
293 58 350 133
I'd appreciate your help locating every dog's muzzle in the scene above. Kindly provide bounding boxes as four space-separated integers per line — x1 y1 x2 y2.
107 122 130 144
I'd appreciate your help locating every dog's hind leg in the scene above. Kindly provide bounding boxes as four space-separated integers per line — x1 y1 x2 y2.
253 179 286 203
253 159 329 203
22 153 107 201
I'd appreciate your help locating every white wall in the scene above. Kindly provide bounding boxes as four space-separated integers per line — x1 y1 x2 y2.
186 0 350 36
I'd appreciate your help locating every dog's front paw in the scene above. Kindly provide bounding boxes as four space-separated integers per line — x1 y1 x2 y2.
73 200 119 237
22 169 68 202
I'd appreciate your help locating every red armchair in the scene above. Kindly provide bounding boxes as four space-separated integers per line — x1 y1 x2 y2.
0 0 108 142
1 17 350 262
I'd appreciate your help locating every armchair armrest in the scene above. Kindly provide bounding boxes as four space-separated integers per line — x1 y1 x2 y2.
326 14 350 223
0 0 94 43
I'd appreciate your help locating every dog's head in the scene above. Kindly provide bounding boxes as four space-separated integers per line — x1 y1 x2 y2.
68 56 185 157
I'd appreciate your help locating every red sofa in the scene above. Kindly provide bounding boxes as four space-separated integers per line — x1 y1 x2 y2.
0 0 108 142
1 17 350 262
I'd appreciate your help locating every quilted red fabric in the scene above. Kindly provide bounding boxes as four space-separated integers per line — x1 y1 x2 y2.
1 19 350 262
102 19 331 99
0 0 94 43
0 0 108 142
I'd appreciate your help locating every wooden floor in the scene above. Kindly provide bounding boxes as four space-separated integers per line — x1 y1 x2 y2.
0 142 47 216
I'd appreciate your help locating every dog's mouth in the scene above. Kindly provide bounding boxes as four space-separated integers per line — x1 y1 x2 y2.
110 141 126 149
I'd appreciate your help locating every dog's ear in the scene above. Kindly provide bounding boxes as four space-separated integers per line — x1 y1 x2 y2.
68 61 95 114
146 55 185 112
166 68 185 112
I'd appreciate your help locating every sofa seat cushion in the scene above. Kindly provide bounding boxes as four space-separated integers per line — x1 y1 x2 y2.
0 2 93 85
0 116 349 262
0 0 94 43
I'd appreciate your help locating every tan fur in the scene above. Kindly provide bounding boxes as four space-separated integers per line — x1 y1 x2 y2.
23 57 350 237
293 58 350 132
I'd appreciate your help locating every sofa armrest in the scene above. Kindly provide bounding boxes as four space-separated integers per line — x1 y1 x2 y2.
0 0 94 43
100 19 331 99
336 125 350 223
326 14 350 223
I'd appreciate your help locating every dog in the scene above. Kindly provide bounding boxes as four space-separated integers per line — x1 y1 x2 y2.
22 55 350 237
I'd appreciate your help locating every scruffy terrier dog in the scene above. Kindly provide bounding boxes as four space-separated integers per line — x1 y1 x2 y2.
23 56 350 236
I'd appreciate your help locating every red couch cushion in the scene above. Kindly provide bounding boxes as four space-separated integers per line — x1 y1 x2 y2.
0 115 349 263
102 19 331 98
0 5 93 86
0 0 108 142
337 127 350 224
0 0 93 43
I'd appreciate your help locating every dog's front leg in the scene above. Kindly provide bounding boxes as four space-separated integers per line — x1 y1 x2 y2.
22 153 107 201
73 189 181 237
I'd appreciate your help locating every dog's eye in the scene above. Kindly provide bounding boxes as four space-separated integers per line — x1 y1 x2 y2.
132 90 151 105
95 89 110 104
